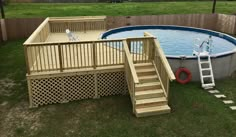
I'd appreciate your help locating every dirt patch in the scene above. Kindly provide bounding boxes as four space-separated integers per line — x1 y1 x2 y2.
0 78 20 96
0 102 42 137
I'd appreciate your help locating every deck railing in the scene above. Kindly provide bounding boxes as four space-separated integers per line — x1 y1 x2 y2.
126 37 155 63
24 39 125 74
123 40 139 110
144 32 176 98
49 16 106 33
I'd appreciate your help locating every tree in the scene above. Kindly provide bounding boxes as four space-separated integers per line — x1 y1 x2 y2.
0 0 5 18
212 0 217 13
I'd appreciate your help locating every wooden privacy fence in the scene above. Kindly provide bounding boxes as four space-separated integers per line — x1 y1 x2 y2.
106 14 219 31
0 14 236 42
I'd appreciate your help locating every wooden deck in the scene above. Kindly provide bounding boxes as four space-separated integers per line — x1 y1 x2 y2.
45 30 105 42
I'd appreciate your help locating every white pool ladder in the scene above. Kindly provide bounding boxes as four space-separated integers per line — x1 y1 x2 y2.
197 55 215 89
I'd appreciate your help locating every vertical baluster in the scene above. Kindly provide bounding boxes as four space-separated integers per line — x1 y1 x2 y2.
83 43 87 67
38 46 43 72
46 45 50 71
100 42 106 65
113 41 115 65
54 45 58 70
58 44 63 72
29 47 34 72
69 44 72 69
42 46 46 71
98 42 100 66
76 44 79 68
92 42 97 69
79 43 82 67
50 45 53 70
87 43 90 67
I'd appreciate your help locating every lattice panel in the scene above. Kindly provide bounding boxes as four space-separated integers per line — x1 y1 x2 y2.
63 74 95 101
30 74 95 107
30 77 64 107
97 71 127 97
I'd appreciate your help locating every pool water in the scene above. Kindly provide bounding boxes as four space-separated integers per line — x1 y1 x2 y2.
105 29 236 57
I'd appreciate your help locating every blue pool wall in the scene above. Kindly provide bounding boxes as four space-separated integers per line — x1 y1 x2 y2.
101 25 236 81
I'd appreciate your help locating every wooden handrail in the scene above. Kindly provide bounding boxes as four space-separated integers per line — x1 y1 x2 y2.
153 40 175 81
144 32 175 81
123 40 139 84
24 36 154 46
48 16 106 22
24 17 49 45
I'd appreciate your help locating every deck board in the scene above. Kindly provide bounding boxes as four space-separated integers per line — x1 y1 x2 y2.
46 30 104 42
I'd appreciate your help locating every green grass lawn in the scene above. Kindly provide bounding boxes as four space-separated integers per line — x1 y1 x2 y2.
0 40 236 137
3 1 236 18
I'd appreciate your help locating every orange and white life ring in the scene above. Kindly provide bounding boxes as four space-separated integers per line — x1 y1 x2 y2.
175 67 192 84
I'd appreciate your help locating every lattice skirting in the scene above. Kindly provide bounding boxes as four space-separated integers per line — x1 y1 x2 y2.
27 70 128 107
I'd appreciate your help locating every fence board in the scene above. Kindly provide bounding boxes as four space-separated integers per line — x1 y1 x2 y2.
217 14 236 35
106 14 219 31
0 22 2 42
5 18 45 40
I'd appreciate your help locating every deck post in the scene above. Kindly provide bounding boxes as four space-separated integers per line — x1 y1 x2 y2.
58 44 63 72
84 22 86 33
24 45 30 75
92 42 97 69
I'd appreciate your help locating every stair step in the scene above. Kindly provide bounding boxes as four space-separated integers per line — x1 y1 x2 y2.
136 105 170 117
136 97 167 108
139 75 159 83
136 68 156 76
136 82 161 91
134 63 153 68
135 89 164 99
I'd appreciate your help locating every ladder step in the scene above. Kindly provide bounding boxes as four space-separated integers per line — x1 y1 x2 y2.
202 83 215 88
202 75 212 78
200 61 209 64
202 68 211 71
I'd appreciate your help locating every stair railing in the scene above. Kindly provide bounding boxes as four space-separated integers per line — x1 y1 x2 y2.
144 32 176 99
123 40 139 111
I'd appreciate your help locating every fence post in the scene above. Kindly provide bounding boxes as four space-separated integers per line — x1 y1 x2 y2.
234 16 236 35
0 19 7 41
24 45 30 75
58 44 63 72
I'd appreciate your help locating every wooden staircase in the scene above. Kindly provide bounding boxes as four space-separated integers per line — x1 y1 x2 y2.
134 62 171 117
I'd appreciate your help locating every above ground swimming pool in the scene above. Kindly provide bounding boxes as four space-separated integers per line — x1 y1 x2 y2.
101 26 236 58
